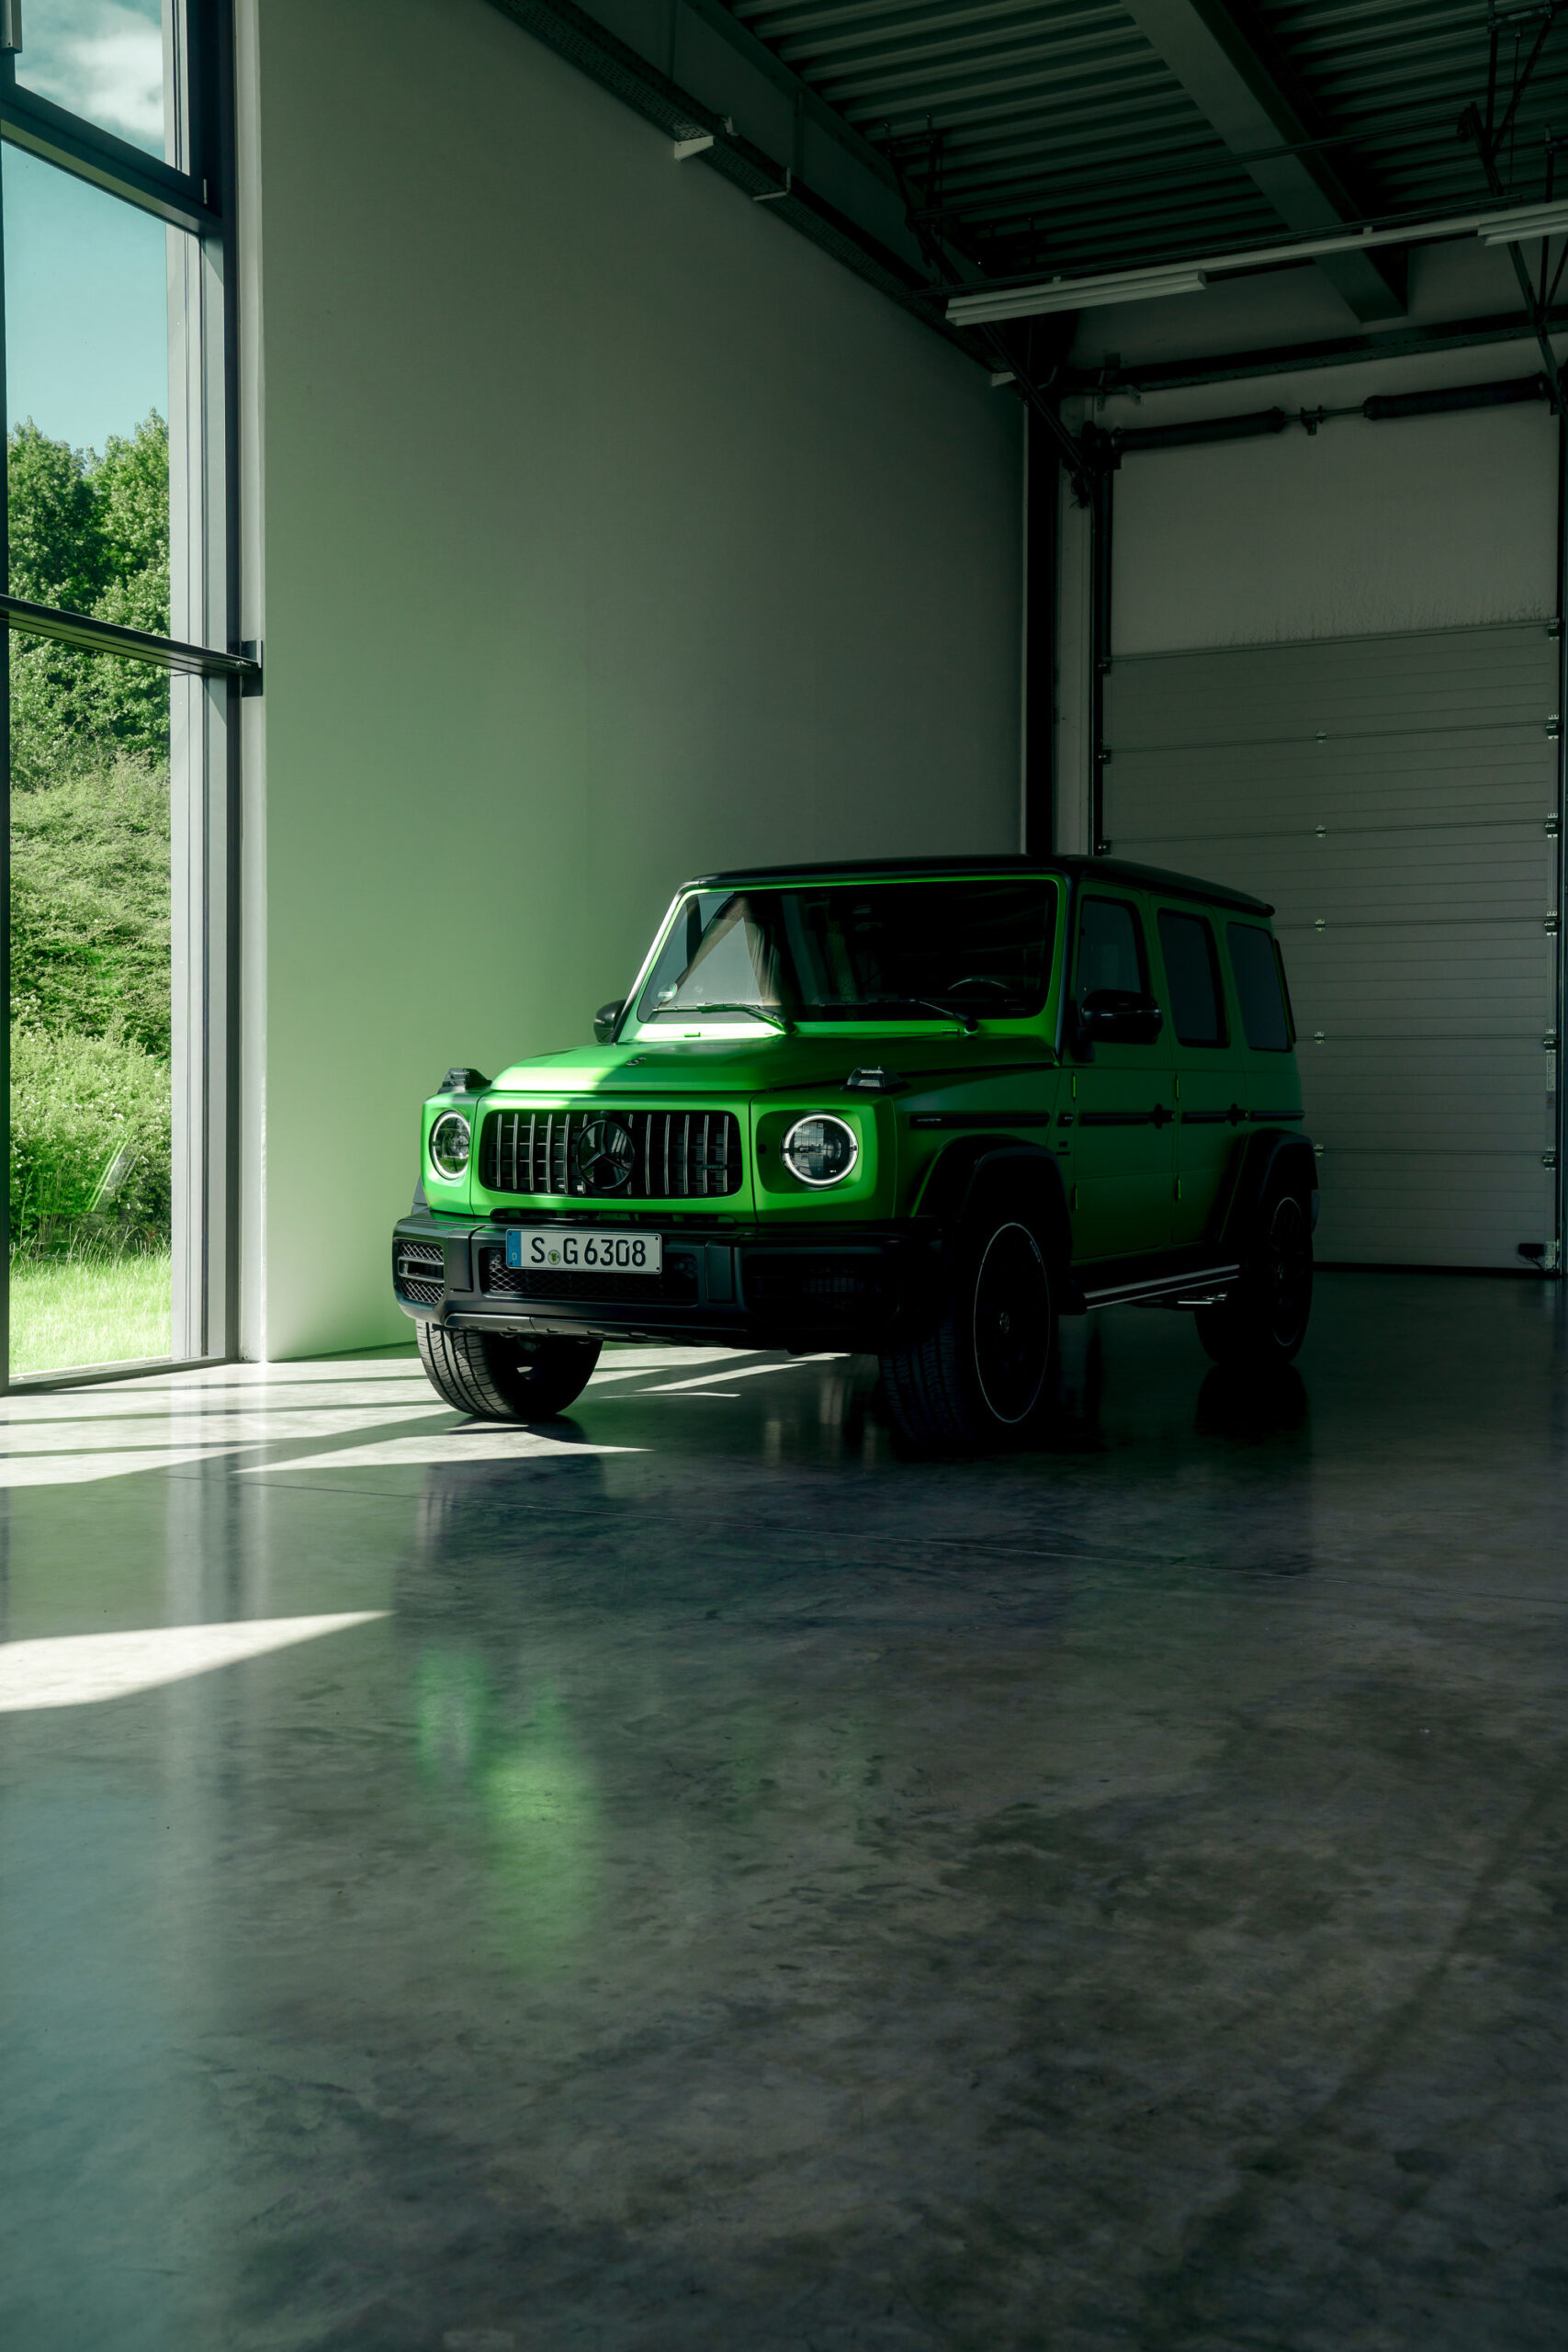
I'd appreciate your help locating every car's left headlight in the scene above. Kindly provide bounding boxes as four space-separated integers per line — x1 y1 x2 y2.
782 1114 858 1187
429 1110 472 1181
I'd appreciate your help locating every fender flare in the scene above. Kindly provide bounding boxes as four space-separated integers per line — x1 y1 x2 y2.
912 1136 1079 1300
1219 1128 1318 1250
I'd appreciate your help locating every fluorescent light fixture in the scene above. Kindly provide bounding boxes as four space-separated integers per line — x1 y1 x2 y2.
948 268 1206 326
944 195 1568 330
1479 202 1568 244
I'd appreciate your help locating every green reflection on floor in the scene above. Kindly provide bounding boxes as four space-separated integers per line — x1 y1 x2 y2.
415 1650 600 1974
8 1247 172 1374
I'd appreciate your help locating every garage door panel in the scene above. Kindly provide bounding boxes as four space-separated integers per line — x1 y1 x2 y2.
1103 622 1562 1268
1272 846 1550 920
1314 1153 1553 1267
1157 838 1551 922
1105 627 1558 749
1108 745 1555 842
1280 925 1553 1035
1120 851 1548 926
1302 1055 1551 1156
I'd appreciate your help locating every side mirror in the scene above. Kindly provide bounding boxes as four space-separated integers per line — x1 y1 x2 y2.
1077 989 1164 1051
593 999 627 1045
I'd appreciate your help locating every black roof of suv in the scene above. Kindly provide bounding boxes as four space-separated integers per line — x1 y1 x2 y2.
693 854 1273 918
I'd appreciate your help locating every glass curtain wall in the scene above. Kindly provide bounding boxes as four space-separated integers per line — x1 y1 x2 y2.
0 2 245 1382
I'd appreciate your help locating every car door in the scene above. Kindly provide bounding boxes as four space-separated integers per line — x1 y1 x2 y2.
1152 901 1241 1250
1067 891 1175 1261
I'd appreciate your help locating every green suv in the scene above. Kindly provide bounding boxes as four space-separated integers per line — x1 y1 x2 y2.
393 857 1315 1452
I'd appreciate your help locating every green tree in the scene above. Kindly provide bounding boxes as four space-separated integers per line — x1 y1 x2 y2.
10 761 171 1057
6 420 103 610
8 413 171 783
6 414 175 1262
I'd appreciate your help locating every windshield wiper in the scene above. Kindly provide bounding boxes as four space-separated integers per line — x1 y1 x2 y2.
818 995 978 1035
663 1001 792 1034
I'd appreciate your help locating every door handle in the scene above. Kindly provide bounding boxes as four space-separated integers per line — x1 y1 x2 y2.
1150 1102 1173 1128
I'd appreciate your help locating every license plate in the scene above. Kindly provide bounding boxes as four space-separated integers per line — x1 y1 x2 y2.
504 1227 662 1275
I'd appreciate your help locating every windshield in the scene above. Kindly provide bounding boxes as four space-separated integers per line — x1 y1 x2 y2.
634 877 1057 1025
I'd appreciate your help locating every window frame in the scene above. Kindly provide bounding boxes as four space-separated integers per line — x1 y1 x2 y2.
1225 921 1294 1054
1156 906 1229 1050
0 3 251 1389
1073 892 1153 1009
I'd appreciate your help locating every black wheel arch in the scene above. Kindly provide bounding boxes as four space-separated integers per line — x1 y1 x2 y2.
1219 1129 1318 1251
912 1137 1077 1295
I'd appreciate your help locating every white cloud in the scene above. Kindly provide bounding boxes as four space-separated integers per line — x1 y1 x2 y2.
24 3 164 148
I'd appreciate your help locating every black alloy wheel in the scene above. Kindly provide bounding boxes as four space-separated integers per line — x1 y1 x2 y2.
417 1321 602 1419
881 1195 1056 1454
1196 1189 1314 1368
972 1221 1055 1427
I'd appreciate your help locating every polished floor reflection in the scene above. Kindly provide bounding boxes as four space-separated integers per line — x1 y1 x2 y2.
0 1275 1563 2351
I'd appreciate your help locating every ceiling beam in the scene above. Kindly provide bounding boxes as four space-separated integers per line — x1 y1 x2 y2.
1121 0 1406 322
1059 306 1568 398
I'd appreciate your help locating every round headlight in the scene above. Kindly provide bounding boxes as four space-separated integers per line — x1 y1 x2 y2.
782 1114 858 1187
429 1111 471 1181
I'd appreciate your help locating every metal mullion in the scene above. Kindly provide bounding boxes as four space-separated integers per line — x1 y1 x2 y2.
170 188 206 1362
1556 408 1567 1273
0 89 218 236
209 0 243 1364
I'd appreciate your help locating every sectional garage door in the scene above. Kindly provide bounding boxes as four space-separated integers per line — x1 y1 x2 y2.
1102 623 1562 1269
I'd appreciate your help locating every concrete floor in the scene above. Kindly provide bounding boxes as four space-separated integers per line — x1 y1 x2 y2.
0 1273 1563 2352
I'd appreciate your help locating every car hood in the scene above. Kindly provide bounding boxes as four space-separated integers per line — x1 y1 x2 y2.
488 1031 1055 1097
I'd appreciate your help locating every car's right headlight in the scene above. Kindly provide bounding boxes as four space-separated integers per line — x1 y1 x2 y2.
429 1110 472 1181
782 1114 858 1187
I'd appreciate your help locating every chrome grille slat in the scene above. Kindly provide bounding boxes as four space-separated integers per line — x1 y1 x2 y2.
479 1108 744 1199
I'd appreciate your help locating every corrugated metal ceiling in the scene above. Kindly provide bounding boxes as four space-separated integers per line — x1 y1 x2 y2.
726 0 1568 280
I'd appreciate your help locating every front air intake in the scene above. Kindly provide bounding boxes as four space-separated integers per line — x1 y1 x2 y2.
479 1108 742 1200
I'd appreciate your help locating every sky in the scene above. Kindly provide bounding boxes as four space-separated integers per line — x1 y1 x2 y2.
6 1 170 455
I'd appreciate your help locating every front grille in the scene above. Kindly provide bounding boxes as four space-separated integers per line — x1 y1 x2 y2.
480 1108 742 1199
394 1238 444 1306
478 1244 700 1305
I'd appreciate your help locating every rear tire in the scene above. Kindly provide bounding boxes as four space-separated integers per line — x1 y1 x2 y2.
1195 1189 1313 1368
416 1321 602 1419
880 1197 1056 1455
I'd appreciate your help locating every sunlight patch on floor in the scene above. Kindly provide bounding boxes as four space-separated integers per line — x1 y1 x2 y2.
0 1612 388 1711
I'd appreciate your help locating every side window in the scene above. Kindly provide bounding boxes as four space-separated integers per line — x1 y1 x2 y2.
1156 910 1226 1047
1077 896 1148 1000
1226 922 1292 1051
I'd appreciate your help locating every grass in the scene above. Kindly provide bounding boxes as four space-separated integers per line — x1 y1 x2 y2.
9 1248 172 1376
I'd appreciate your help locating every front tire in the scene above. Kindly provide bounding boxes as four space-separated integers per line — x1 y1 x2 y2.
880 1201 1056 1455
417 1322 602 1420
1196 1189 1313 1368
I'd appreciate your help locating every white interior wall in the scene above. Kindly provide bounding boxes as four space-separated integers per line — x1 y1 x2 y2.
236 0 1021 1360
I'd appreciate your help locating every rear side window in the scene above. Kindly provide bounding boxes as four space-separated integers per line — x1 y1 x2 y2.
1157 910 1225 1046
1077 897 1148 998
1226 922 1292 1051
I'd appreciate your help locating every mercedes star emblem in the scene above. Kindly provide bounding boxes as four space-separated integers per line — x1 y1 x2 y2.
576 1117 636 1193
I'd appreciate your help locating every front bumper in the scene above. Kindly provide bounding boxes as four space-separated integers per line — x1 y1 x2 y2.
392 1210 939 1351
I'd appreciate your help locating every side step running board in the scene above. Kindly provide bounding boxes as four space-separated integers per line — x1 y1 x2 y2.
1081 1264 1240 1311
